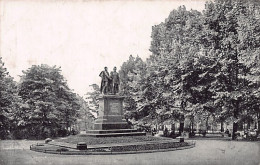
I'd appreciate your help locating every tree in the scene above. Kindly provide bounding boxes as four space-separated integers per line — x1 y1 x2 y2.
236 1 260 130
122 6 206 132
0 57 19 139
86 84 100 116
201 0 260 139
17 64 80 139
77 95 95 131
119 1 260 138
119 55 146 120
148 6 205 133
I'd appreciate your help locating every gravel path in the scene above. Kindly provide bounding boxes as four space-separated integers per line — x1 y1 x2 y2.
0 140 259 165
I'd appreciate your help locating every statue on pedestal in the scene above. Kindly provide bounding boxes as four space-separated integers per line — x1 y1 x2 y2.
86 67 145 135
99 67 111 94
99 66 120 95
110 67 120 94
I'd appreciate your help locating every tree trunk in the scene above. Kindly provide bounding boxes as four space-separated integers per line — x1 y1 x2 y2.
189 122 191 133
232 50 239 140
206 116 209 133
232 101 239 140
179 122 184 135
247 120 251 130
220 121 224 132
257 113 260 131
191 121 194 133
171 123 175 134
232 122 238 140
85 109 87 131
179 115 184 135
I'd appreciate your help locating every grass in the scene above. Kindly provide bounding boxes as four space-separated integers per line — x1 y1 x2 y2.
31 136 190 153
110 142 189 152
30 135 187 153
55 135 170 145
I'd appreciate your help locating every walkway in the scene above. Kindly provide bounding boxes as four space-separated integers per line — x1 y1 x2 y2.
1 140 259 165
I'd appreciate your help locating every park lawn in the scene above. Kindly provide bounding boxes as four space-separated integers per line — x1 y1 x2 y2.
55 135 170 145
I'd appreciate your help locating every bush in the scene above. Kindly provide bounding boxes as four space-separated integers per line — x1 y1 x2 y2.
199 130 206 137
0 130 11 140
57 129 70 137
12 128 29 139
11 126 71 140
189 132 195 137
71 129 79 135
169 131 178 139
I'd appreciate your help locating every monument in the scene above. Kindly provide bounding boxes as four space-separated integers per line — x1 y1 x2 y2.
86 67 146 137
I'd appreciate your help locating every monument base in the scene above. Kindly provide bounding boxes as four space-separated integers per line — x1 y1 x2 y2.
85 129 146 137
86 95 146 137
94 122 129 130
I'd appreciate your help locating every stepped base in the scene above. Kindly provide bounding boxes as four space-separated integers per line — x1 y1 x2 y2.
87 95 146 137
85 129 146 137
84 132 146 137
86 129 137 134
94 122 130 130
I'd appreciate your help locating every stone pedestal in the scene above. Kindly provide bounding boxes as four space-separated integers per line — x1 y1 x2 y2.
94 95 129 130
86 95 146 137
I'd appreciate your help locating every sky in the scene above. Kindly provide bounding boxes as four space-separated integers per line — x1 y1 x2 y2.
0 0 206 97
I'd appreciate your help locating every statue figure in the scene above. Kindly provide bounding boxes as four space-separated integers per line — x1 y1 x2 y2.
99 67 111 94
110 67 120 94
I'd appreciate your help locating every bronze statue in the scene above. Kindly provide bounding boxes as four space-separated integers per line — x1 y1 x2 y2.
99 67 111 94
110 67 120 94
99 66 120 95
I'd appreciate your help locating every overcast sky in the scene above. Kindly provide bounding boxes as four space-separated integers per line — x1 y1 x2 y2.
0 0 206 97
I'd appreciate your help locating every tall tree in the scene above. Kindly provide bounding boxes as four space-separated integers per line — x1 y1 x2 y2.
119 55 146 119
202 0 260 139
236 1 260 130
17 64 80 139
0 57 18 139
119 1 260 138
148 6 205 132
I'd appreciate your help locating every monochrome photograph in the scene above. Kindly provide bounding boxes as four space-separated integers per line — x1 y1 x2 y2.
0 0 259 165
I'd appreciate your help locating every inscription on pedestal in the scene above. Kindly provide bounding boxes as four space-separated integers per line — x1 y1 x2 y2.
109 101 120 114
93 95 128 130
